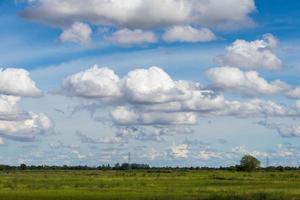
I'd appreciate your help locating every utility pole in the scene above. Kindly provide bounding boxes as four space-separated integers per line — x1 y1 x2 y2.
266 156 270 168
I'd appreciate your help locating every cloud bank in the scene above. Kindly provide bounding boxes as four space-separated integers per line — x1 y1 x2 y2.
60 65 300 141
20 0 256 45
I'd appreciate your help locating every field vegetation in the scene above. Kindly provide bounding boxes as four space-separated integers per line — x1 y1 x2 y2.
0 169 300 200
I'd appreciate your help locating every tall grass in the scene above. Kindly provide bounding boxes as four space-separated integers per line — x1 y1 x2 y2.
0 170 299 200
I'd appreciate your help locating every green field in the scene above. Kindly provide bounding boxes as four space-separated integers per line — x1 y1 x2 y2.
0 170 300 200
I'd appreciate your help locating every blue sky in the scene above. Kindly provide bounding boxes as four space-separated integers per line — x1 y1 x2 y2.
0 0 300 167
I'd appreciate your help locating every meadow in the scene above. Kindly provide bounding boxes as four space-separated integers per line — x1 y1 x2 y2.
0 170 300 200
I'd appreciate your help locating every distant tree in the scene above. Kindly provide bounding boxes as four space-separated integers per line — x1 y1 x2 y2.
114 163 121 170
20 164 27 170
0 165 8 171
240 155 260 172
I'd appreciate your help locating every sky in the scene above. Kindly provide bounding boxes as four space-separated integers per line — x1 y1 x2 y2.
0 0 300 167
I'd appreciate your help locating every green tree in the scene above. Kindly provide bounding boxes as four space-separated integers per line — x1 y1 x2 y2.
240 155 260 172
20 164 27 170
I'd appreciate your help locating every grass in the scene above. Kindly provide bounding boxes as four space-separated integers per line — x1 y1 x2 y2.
0 170 300 199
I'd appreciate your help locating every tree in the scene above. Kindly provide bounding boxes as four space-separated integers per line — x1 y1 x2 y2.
240 155 260 172
20 164 27 170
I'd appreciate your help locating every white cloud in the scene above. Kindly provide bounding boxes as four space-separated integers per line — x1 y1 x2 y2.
171 144 189 158
59 22 92 45
122 66 185 103
0 112 52 142
115 126 193 142
61 66 201 126
58 65 300 143
21 0 256 29
111 106 197 126
0 95 22 120
20 0 256 47
0 68 42 97
108 29 157 46
257 121 300 137
198 150 221 160
62 66 187 103
61 65 299 131
224 99 288 117
276 125 300 137
163 26 215 43
135 90 226 114
0 68 52 142
217 34 282 70
62 65 121 98
110 106 139 125
286 87 300 99
208 67 289 96
181 90 226 112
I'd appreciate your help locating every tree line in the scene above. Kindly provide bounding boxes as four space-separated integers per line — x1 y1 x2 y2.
0 155 299 172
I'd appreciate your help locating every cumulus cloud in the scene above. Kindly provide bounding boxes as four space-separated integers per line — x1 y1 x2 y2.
0 112 52 142
0 68 42 97
108 29 157 46
208 67 289 96
181 90 225 112
62 66 201 128
257 120 300 137
122 67 189 103
224 99 288 117
0 95 22 120
111 106 197 126
62 65 121 98
18 0 257 48
276 125 300 137
59 22 92 45
217 34 282 70
171 144 189 158
63 66 297 119
286 87 300 99
19 0 256 46
198 150 221 160
0 68 52 142
21 0 256 29
133 90 226 115
61 65 300 140
62 66 196 106
163 26 216 43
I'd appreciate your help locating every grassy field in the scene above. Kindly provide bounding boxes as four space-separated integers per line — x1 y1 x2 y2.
0 170 300 200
